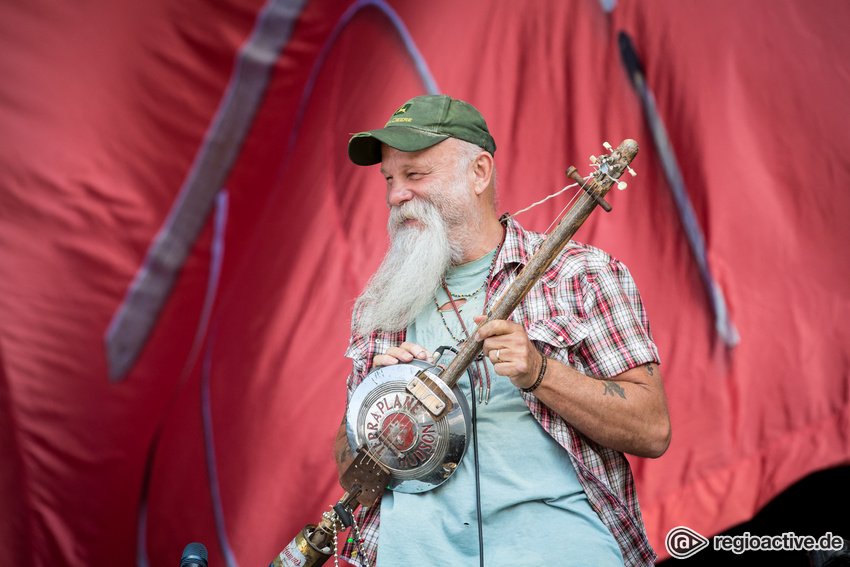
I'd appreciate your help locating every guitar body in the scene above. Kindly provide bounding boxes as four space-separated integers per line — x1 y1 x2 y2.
346 359 471 493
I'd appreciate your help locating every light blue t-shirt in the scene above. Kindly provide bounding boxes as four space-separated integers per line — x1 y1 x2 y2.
375 249 623 566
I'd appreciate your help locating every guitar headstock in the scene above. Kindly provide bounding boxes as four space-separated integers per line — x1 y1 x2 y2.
566 139 639 213
589 139 639 191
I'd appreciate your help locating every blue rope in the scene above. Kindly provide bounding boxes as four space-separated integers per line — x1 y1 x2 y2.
619 31 739 347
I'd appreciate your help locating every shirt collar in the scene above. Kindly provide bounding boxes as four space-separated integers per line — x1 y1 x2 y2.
495 215 531 272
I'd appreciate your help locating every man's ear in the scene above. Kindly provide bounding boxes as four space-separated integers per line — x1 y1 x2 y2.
471 152 494 196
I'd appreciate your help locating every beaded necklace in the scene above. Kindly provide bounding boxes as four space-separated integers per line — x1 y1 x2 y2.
441 248 500 300
433 296 467 344
433 242 501 343
433 234 505 403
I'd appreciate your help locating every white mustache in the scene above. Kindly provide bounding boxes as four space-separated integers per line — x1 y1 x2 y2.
388 199 435 230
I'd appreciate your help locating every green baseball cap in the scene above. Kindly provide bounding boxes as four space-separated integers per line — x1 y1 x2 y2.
348 95 497 166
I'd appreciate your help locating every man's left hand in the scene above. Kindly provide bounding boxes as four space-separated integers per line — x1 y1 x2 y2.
473 315 543 390
475 316 671 459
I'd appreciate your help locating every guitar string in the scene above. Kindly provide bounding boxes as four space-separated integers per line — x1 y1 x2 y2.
483 172 589 319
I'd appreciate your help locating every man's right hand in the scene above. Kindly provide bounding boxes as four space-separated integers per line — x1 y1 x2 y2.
372 341 433 367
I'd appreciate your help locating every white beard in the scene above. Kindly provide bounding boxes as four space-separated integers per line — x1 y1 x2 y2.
353 178 481 335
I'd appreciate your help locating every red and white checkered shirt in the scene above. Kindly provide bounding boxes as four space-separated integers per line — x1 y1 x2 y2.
342 217 659 566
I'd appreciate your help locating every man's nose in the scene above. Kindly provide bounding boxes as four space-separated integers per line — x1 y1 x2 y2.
386 182 414 208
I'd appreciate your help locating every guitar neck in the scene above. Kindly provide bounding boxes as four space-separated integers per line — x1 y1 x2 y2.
440 139 638 389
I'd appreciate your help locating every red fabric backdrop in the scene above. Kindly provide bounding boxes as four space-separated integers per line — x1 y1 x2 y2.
1 0 848 565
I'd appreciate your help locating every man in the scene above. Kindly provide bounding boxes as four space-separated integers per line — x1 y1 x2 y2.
334 94 671 567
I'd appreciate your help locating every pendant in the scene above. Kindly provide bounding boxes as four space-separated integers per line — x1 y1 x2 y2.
467 360 491 404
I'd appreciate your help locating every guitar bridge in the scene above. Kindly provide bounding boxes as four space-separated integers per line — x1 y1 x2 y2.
406 374 448 417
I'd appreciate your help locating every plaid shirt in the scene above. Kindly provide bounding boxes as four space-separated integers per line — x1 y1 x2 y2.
342 217 659 566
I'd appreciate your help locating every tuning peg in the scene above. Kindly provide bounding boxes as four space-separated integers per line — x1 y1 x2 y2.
603 142 613 151
627 166 637 177
618 181 627 190
589 155 598 164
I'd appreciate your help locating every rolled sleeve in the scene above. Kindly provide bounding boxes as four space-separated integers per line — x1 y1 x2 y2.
573 260 659 377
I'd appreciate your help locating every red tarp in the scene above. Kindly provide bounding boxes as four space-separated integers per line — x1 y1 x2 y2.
1 0 848 565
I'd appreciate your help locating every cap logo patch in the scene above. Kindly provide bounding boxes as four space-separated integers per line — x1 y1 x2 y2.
393 103 412 116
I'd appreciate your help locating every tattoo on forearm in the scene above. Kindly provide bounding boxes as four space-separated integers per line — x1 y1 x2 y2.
336 440 353 465
602 381 627 399
340 444 352 462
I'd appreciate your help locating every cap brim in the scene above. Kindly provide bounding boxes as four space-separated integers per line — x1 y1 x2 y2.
348 127 450 166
